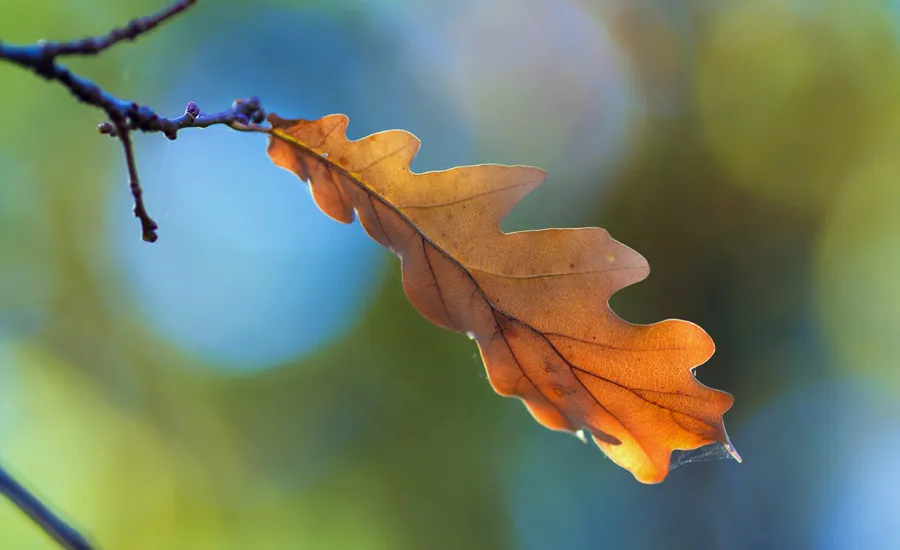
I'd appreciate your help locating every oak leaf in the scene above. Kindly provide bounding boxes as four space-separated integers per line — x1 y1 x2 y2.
266 113 738 483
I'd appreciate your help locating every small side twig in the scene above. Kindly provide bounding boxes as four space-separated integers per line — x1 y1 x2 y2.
0 463 94 550
0 0 268 242
113 116 158 241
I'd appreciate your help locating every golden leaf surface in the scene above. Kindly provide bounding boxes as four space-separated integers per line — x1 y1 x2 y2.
266 113 738 483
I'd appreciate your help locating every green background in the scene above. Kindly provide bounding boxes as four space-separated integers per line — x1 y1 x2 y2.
2 0 900 548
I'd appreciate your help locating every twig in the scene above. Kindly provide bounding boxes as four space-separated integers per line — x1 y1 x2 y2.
0 0 267 242
0 463 94 550
40 0 197 57
113 116 158 242
96 96 267 139
0 1 271 547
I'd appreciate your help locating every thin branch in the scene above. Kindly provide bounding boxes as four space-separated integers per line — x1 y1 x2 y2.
0 0 272 546
0 0 268 242
113 117 158 242
0 463 95 550
45 0 197 57
96 96 267 139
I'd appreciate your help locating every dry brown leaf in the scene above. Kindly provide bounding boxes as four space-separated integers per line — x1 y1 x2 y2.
266 113 738 483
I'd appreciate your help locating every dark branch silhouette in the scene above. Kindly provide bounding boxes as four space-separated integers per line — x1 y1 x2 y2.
0 463 94 550
0 0 266 242
0 1 268 548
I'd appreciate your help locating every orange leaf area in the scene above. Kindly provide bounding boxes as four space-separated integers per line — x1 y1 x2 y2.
266 113 738 483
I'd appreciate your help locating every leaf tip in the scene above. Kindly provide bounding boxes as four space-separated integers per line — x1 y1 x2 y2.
574 429 587 443
723 437 742 463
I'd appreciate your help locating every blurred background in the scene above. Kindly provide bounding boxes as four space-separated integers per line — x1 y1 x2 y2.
1 0 899 548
